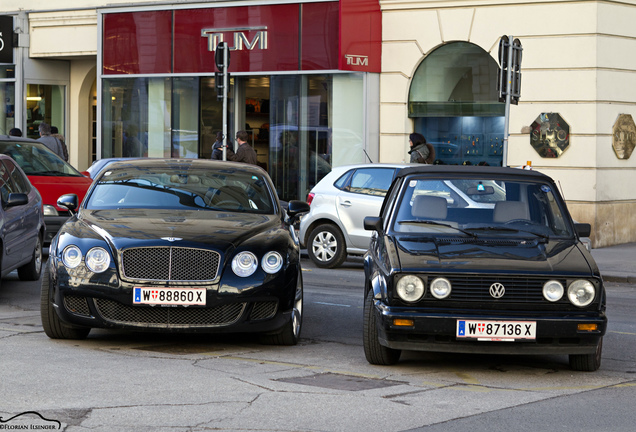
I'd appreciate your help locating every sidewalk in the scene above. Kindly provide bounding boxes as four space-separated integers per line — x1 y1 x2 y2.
590 242 636 284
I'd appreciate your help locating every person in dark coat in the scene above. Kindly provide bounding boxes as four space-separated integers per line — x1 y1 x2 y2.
211 131 226 160
227 130 258 165
408 132 435 164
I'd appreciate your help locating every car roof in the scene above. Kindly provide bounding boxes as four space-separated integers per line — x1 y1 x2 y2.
395 165 552 180
0 136 41 144
102 158 269 174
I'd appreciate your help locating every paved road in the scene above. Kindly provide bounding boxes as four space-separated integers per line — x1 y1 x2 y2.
0 258 635 431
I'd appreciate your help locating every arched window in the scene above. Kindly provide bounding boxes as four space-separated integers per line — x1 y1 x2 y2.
409 42 504 166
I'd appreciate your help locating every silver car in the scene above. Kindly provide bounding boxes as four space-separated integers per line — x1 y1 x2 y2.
299 163 410 268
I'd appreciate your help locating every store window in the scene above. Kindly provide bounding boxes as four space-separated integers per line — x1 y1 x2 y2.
0 65 15 135
409 42 504 166
26 84 65 140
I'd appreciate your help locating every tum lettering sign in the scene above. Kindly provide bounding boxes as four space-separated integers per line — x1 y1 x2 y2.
201 27 268 52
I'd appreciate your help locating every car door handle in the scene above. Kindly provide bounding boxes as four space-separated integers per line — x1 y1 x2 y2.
339 201 352 208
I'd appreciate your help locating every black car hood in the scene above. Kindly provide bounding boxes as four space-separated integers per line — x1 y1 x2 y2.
394 236 595 276
74 209 281 251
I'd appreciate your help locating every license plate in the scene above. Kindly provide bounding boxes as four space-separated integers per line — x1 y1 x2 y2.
133 287 206 306
456 320 536 341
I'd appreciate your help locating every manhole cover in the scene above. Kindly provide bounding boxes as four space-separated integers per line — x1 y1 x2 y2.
276 372 405 391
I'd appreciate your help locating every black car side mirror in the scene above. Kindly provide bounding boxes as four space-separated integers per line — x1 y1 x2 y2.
364 216 383 234
57 194 79 213
574 222 591 238
287 200 310 223
5 193 28 208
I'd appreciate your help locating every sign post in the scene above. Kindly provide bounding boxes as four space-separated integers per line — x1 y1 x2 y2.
215 42 230 160
497 35 522 167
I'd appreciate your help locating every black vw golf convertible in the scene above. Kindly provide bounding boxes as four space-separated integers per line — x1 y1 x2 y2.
363 166 606 371
41 159 309 345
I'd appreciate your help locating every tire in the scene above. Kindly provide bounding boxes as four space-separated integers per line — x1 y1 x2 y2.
569 337 603 372
18 234 43 281
307 223 347 268
363 290 401 365
40 265 91 340
260 271 303 346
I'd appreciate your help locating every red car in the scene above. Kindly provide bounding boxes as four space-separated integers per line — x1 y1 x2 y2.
0 136 93 244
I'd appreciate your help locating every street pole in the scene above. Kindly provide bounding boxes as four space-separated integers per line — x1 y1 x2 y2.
222 44 229 161
502 35 513 168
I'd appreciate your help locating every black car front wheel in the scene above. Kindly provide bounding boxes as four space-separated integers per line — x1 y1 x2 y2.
569 337 603 372
363 290 401 365
260 271 303 346
307 223 347 268
40 266 91 340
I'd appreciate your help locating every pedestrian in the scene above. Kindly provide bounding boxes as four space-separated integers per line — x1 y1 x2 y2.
37 122 66 160
408 132 435 164
227 130 258 165
9 128 22 137
211 131 228 160
51 126 69 161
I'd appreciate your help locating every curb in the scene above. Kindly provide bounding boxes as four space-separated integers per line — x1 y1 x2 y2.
602 275 636 284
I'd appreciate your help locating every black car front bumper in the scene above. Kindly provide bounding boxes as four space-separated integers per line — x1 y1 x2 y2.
374 300 607 355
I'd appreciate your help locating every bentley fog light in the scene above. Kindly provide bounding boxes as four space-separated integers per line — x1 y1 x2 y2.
62 245 82 268
232 252 258 277
430 277 452 299
568 280 595 307
262 251 283 274
85 247 111 273
396 275 425 302
543 280 564 302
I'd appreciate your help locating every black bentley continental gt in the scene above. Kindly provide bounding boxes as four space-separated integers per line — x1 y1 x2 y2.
41 159 310 345
363 166 607 371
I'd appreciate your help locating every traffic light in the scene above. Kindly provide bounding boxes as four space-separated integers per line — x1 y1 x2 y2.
497 35 522 105
215 42 230 73
215 72 224 101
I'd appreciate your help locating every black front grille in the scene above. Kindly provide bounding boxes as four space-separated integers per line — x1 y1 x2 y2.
64 295 91 316
94 299 245 327
250 301 278 320
121 247 220 282
430 275 564 303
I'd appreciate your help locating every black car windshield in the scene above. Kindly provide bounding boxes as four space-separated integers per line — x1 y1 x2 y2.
0 141 83 177
86 167 276 213
392 176 574 238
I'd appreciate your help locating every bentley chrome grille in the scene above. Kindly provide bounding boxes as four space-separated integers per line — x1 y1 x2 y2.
121 247 220 282
95 299 245 327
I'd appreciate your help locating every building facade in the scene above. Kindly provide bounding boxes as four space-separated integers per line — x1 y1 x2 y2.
1 0 635 247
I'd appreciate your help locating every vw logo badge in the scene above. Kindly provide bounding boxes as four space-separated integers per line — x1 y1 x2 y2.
489 282 505 298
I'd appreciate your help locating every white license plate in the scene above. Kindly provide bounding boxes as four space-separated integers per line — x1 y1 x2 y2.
133 287 206 306
456 320 536 341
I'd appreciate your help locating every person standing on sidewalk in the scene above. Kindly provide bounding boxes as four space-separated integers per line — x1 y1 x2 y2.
227 130 258 165
37 122 66 160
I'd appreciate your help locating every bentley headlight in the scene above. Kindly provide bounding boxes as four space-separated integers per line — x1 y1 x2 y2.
568 280 595 307
430 277 452 299
62 245 82 268
232 252 258 277
396 275 425 302
85 247 111 273
262 251 283 274
543 280 564 302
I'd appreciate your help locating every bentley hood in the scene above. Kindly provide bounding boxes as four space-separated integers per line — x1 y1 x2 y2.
394 236 596 277
64 209 282 252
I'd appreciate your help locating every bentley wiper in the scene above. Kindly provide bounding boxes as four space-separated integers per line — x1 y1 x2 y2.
398 220 477 238
465 226 549 240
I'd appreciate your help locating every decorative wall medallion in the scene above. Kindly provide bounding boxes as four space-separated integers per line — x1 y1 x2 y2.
612 114 636 160
529 113 570 158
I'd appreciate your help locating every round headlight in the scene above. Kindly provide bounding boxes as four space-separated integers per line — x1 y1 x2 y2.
396 275 425 302
568 280 595 307
430 277 452 299
543 280 564 302
262 251 283 274
85 247 111 273
232 252 258 277
62 245 82 268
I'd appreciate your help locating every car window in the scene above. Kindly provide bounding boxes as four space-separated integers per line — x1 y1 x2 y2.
393 176 574 238
348 168 395 197
334 169 353 191
86 167 276 214
0 160 14 202
2 159 30 193
0 141 83 177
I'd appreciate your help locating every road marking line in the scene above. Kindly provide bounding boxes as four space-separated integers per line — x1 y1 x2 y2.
314 302 351 307
609 330 636 336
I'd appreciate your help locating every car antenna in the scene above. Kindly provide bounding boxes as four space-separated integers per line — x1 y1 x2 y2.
363 149 373 163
